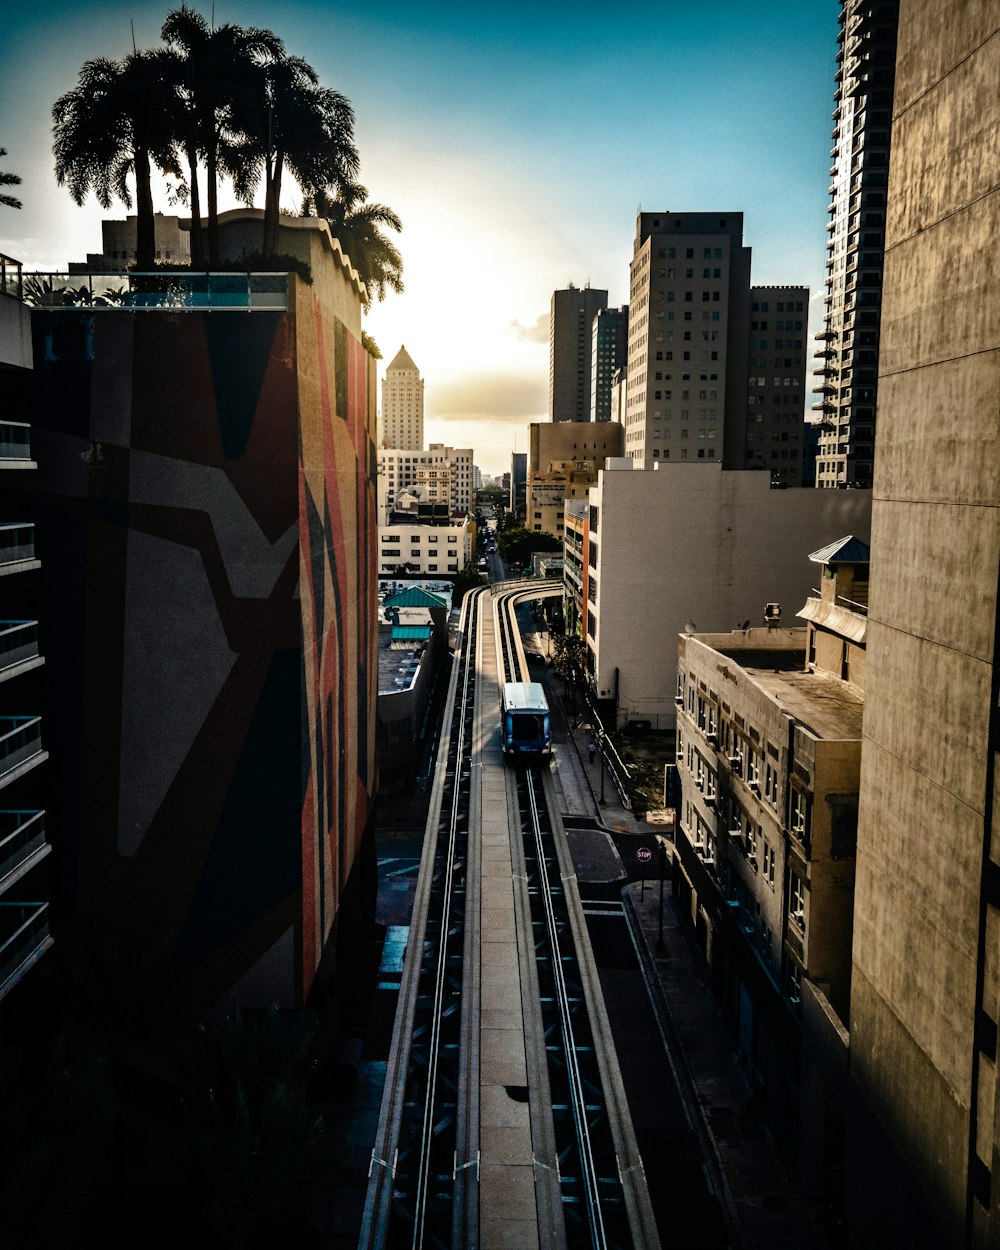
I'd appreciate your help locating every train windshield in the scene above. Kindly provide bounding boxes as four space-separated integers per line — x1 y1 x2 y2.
506 712 549 742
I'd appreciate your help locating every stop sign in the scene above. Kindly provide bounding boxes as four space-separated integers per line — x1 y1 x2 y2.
636 846 653 865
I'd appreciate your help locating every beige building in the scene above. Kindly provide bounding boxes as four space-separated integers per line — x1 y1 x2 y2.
845 5 1000 1246
525 420 623 538
625 212 751 468
380 345 424 450
377 517 473 577
377 443 474 522
675 536 868 1193
581 461 871 728
813 2 898 489
68 213 192 270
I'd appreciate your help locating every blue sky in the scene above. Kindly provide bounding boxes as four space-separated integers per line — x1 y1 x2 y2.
0 1 839 473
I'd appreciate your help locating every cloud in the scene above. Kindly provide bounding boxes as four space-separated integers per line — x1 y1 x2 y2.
430 370 547 422
510 313 549 343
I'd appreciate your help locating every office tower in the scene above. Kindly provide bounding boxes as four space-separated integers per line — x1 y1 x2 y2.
590 306 629 423
548 285 607 422
380 345 424 450
625 212 751 468
742 286 809 486
814 0 899 489
846 5 1000 1245
9 213 378 1011
509 452 527 522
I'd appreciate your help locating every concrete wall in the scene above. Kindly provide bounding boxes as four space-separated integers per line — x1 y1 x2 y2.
846 4 1000 1246
588 463 871 727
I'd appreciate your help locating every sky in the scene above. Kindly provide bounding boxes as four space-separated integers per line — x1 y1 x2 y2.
0 1 839 476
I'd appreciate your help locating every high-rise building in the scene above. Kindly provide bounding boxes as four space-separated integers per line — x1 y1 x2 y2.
845 5 1000 1245
625 213 751 468
549 285 607 422
380 345 424 450
590 306 628 423
742 286 809 486
813 0 899 489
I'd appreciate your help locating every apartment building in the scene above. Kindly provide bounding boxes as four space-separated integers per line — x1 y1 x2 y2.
377 516 473 576
380 344 424 450
675 537 868 1194
377 443 474 522
742 286 809 486
624 212 751 468
0 254 52 1004
549 284 608 422
814 0 899 488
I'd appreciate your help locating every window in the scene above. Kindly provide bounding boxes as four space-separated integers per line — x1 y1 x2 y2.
763 842 775 888
765 761 778 805
789 871 806 929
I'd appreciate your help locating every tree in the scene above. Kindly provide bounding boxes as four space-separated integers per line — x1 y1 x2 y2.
53 52 181 268
231 51 359 256
302 181 403 310
552 633 586 704
496 525 561 570
161 8 283 265
0 148 22 210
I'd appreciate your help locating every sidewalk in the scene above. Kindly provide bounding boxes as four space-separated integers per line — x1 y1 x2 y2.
553 675 844 1249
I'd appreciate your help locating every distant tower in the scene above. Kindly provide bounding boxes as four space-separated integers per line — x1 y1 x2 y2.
590 306 629 423
813 0 899 488
549 285 608 422
381 345 424 450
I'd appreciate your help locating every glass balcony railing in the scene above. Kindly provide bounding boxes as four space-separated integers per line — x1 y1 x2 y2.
0 421 31 462
0 523 37 570
0 901 51 1000
0 810 47 890
0 254 23 302
0 621 40 673
0 716 44 783
22 271 289 312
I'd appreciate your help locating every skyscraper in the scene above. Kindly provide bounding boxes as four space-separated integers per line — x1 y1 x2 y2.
625 212 751 468
813 0 899 489
590 306 628 423
380 345 424 450
742 286 809 486
846 4 1000 1244
548 285 607 422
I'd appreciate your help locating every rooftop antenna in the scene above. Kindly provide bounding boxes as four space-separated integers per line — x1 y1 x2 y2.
130 19 137 52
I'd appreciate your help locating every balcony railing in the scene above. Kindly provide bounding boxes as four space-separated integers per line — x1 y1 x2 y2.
0 254 23 302
0 523 37 571
0 421 31 463
0 717 45 785
0 810 47 891
0 621 40 676
22 271 289 312
0 901 51 1001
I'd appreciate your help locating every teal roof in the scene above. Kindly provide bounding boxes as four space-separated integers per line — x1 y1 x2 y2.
391 624 432 641
383 587 447 609
808 535 871 566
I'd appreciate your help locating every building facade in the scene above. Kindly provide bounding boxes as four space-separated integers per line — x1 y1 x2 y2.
624 212 751 468
813 0 899 489
526 420 624 537
377 517 473 576
845 5 1000 1245
380 344 424 450
590 306 629 423
377 443 474 522
741 286 809 486
67 212 192 270
549 285 608 422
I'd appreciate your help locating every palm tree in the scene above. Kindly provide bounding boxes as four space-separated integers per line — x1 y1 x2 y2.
160 7 283 266
53 51 181 268
0 148 22 210
303 182 403 309
232 52 359 257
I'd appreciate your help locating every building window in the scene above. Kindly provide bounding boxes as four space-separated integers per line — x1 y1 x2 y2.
790 789 809 840
763 842 775 888
789 871 806 930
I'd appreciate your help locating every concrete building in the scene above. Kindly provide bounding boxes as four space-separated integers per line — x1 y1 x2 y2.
845 5 1000 1246
0 254 53 1005
742 286 809 486
625 212 751 468
377 443 474 522
67 212 192 270
7 211 379 1013
509 451 527 522
590 306 629 423
813 0 899 489
675 536 868 1197
581 461 871 728
377 517 473 577
526 420 623 538
562 500 589 640
380 344 424 450
549 285 608 422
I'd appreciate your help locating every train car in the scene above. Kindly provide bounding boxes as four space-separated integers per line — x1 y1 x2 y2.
500 682 551 762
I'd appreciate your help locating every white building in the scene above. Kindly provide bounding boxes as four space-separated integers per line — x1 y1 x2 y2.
380 345 424 450
377 517 474 576
580 460 872 727
377 443 474 523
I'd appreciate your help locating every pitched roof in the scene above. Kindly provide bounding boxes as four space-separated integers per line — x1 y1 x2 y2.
382 587 447 609
808 535 871 566
386 344 419 373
